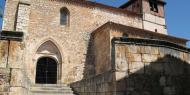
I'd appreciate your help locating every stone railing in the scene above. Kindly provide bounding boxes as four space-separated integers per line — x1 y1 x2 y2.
112 37 190 95
70 71 115 95
112 37 190 53
71 37 190 95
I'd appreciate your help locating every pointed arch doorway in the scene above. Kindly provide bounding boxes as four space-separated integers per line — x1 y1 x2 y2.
34 40 62 84
35 57 57 84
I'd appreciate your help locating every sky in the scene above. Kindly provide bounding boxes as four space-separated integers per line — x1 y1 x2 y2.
0 0 189 47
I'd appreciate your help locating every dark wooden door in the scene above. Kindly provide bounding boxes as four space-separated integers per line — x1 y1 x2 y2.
35 57 57 84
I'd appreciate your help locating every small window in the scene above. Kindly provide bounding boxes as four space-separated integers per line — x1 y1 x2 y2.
60 11 67 25
155 29 158 32
149 0 158 13
60 7 69 26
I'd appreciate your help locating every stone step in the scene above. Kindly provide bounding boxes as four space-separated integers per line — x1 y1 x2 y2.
32 90 74 95
32 84 68 87
31 86 72 90
31 88 73 93
32 92 75 95
31 84 75 95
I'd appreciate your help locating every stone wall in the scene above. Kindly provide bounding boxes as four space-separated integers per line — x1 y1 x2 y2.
121 0 142 14
2 0 169 88
1 0 188 95
71 71 115 95
114 41 190 95
1 0 31 95
119 0 167 34
0 41 8 68
71 40 190 95
93 27 111 75
0 68 10 95
142 0 167 34
0 39 31 95
2 0 142 85
0 41 9 95
142 0 165 17
71 26 190 95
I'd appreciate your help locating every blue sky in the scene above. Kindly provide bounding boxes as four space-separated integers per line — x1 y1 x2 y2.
0 0 189 47
0 0 4 28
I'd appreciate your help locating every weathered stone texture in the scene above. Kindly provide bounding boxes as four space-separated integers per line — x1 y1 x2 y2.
17 0 142 84
143 1 167 34
1 0 189 95
8 42 25 69
2 0 19 31
93 27 111 75
121 0 167 34
71 71 115 95
9 87 30 95
10 69 30 88
143 17 167 34
142 0 165 17
0 41 8 68
16 3 30 33
122 0 142 14
114 43 190 95
1 0 142 94
0 68 10 94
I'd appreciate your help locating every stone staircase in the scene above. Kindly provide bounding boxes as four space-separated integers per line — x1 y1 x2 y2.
31 84 76 95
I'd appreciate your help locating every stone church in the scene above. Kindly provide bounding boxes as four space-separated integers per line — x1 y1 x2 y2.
0 0 190 95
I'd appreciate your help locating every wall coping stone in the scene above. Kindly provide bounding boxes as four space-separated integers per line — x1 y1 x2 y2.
112 37 190 53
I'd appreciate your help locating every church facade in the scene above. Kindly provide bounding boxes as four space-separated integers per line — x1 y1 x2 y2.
0 0 190 95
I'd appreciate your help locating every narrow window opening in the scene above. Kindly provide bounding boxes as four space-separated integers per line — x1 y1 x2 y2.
60 7 69 26
60 12 67 25
155 29 158 32
149 0 159 13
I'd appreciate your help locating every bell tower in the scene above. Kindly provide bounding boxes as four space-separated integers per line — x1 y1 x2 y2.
120 0 167 34
142 0 167 34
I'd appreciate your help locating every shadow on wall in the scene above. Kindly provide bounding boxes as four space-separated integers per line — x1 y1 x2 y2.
117 54 190 95
71 38 190 95
83 35 96 78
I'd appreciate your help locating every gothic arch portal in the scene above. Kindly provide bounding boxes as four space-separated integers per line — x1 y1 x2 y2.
35 40 62 84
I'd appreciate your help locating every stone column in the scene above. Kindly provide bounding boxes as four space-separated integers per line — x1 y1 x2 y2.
8 1 31 95
2 0 19 31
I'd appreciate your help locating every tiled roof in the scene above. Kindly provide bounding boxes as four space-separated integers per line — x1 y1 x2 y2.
50 0 142 17
119 0 166 9
92 22 188 45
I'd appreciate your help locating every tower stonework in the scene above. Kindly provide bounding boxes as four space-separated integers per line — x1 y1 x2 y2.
142 0 167 34
120 0 167 34
0 0 190 95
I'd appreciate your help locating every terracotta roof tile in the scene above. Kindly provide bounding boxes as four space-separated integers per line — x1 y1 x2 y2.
92 22 188 45
50 0 142 17
119 0 166 9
